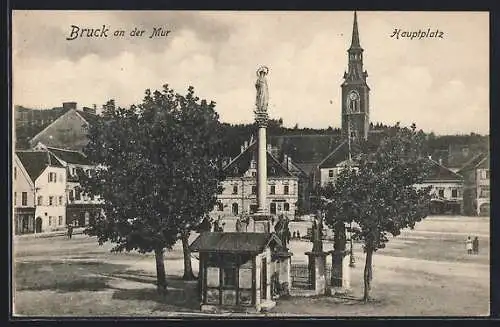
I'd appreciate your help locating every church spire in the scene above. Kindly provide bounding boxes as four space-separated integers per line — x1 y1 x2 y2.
350 11 361 50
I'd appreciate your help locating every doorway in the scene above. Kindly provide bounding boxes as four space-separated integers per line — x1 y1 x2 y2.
261 257 267 300
270 202 277 215
232 203 239 216
35 217 42 233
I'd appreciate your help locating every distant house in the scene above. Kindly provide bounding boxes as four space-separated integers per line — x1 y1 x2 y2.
458 153 490 216
14 150 67 234
28 103 100 152
416 158 464 215
316 140 361 188
214 140 299 219
33 143 103 226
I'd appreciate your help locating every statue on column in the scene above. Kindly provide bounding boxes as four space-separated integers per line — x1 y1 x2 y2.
255 66 269 113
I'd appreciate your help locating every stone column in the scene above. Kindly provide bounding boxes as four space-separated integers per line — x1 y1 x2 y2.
330 250 351 295
257 126 267 215
305 251 328 296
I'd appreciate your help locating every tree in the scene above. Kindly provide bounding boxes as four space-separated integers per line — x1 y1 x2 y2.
80 85 225 294
320 123 432 302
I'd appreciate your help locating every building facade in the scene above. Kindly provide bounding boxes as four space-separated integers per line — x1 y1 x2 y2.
458 153 490 216
15 151 67 233
33 143 103 226
213 141 299 220
415 158 464 215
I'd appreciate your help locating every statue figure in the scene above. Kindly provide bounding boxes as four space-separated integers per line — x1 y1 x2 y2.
274 215 291 250
311 216 324 253
255 66 269 112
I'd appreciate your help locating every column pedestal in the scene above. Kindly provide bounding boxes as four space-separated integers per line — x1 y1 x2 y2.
251 214 273 233
273 251 293 297
329 250 351 295
305 251 328 296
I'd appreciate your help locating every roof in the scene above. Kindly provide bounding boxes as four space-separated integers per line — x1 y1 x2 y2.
269 134 343 164
46 146 91 165
16 151 64 182
189 232 282 253
76 110 99 125
224 141 294 178
318 140 362 169
424 158 463 182
457 153 489 174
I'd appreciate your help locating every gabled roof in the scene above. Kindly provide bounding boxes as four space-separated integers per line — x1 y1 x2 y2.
457 153 489 174
15 151 64 182
424 158 463 182
189 232 282 253
318 140 361 169
223 141 294 178
46 146 91 165
76 110 99 125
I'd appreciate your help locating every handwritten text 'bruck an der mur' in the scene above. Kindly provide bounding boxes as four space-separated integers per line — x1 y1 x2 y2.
65 25 172 41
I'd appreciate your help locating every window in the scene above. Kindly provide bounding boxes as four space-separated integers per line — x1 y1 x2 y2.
451 189 458 198
22 192 27 206
48 172 57 183
222 267 237 288
438 189 445 198
270 185 276 195
232 185 238 195
250 160 256 169
75 189 81 200
69 190 74 201
49 216 52 226
284 185 289 195
72 167 76 176
328 170 334 178
284 203 290 211
217 203 224 211
252 172 257 177
14 192 16 206
14 167 17 180
58 216 63 225
49 196 54 206
37 196 43 206
59 196 63 205
485 170 490 179
251 186 257 195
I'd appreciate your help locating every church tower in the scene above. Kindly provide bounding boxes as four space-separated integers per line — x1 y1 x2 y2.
341 11 370 141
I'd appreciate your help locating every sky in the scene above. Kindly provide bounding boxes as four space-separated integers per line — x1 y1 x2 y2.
12 11 489 135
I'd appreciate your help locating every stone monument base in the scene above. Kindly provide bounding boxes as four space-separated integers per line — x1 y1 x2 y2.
305 251 329 296
329 250 351 296
250 214 274 233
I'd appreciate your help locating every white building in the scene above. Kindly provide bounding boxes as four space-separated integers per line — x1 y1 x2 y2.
15 150 67 233
33 143 103 226
213 140 299 219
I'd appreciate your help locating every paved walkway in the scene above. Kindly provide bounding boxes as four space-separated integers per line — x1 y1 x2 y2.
14 228 86 240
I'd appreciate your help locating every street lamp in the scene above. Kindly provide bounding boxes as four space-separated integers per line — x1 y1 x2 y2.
349 221 355 267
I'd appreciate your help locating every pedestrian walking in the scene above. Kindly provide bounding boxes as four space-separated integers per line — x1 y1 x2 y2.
465 236 473 255
473 236 479 255
67 224 73 240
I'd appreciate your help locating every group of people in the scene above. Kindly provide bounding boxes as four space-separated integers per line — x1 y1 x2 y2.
465 236 480 255
292 230 302 239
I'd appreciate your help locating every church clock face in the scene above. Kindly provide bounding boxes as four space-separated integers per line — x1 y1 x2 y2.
347 91 360 114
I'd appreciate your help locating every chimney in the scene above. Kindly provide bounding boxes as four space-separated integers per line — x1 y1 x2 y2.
267 144 272 152
244 141 248 149
240 145 245 153
439 158 443 165
428 155 432 160
63 102 77 110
